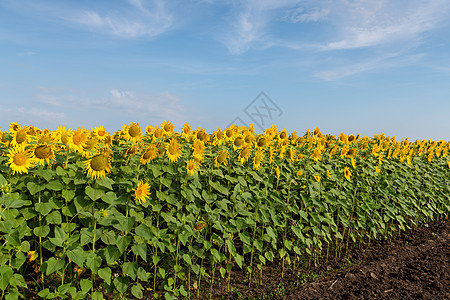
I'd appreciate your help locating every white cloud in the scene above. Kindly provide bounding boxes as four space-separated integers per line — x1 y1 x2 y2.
282 7 330 23
17 51 36 56
59 0 173 38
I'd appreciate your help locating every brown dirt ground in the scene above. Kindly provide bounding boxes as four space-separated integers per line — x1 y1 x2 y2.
206 218 449 300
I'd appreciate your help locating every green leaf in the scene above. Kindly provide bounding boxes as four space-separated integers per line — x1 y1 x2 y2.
48 226 68 247
45 257 65 275
11 252 26 269
103 245 120 265
91 292 103 300
34 202 53 216
80 279 92 295
123 262 138 280
46 180 63 191
101 192 119 205
131 283 144 299
46 210 62 225
35 168 53 181
137 267 148 281
134 224 152 240
0 265 13 291
114 276 130 294
96 177 114 190
115 235 132 254
6 229 21 247
33 225 50 238
62 190 75 202
3 197 28 209
85 253 102 273
67 247 85 268
264 250 274 262
182 254 192 266
131 243 147 262
98 267 112 285
0 173 7 186
85 186 105 201
238 231 252 245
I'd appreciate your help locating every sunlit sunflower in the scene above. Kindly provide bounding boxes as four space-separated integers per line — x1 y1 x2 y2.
122 122 143 143
215 150 229 166
375 166 381 174
276 166 280 178
93 126 109 142
146 125 154 136
239 146 252 164
84 153 111 179
256 136 268 149
133 181 150 204
161 120 175 136
314 175 321 182
140 145 158 164
344 167 352 181
166 138 182 162
327 169 332 178
81 137 99 157
31 144 55 166
0 131 10 147
10 128 30 147
233 136 244 149
351 157 356 169
186 159 199 176
9 122 22 133
7 145 35 175
192 140 206 161
296 170 303 177
69 128 89 153
253 149 264 170
196 129 209 142
182 123 191 139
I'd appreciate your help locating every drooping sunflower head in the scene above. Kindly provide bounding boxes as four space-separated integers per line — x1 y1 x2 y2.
133 181 150 204
182 123 191 137
275 166 280 178
239 146 252 163
253 149 264 170
162 120 175 135
166 138 182 162
196 129 209 142
186 159 199 176
125 122 143 142
140 145 158 164
9 122 22 133
233 136 244 148
314 175 321 182
10 128 29 147
344 167 352 181
84 153 111 180
7 146 35 175
256 136 267 149
32 144 55 166
215 150 229 166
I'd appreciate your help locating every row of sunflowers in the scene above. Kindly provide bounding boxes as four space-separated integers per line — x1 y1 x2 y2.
0 121 449 299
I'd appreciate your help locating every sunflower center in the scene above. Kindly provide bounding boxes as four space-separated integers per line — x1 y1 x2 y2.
129 125 141 137
188 164 195 171
257 137 266 147
16 131 27 144
136 188 144 197
218 152 227 163
234 137 244 147
90 155 108 171
84 139 97 150
61 134 70 144
280 132 287 139
73 134 83 145
35 145 51 159
98 130 107 137
142 151 152 160
164 124 172 132
13 153 28 166
168 143 178 155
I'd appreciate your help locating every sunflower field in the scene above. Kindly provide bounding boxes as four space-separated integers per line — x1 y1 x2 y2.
0 122 449 299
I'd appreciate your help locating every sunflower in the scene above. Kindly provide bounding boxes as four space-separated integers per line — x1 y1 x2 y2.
0 131 10 147
122 122 143 143
84 153 111 179
275 166 280 178
10 128 29 147
196 129 209 142
253 150 264 170
146 125 154 136
375 166 381 174
166 138 182 162
32 144 55 166
314 175 321 182
7 145 35 175
192 140 206 161
351 157 356 169
69 128 89 153
140 145 158 164
9 122 22 133
194 221 206 232
296 170 303 177
162 120 175 136
186 159 199 176
133 181 150 204
256 136 267 149
215 150 229 166
233 136 244 149
93 126 109 142
239 146 252 163
182 123 191 139
327 169 332 178
344 167 352 181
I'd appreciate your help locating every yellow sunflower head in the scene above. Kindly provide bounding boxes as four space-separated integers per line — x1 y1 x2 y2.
344 167 352 181
32 144 56 166
166 138 182 162
10 128 29 147
253 150 264 170
186 159 199 176
239 146 252 163
314 175 321 182
215 150 229 166
133 181 150 204
140 145 158 164
7 145 35 175
84 153 111 180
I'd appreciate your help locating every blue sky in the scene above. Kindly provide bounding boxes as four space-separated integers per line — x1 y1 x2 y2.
1 0 450 140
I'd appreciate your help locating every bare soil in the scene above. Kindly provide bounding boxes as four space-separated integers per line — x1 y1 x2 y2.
206 219 449 300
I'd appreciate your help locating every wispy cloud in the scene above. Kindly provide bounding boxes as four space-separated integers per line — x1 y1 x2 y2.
64 0 173 38
17 51 36 56
282 6 330 23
